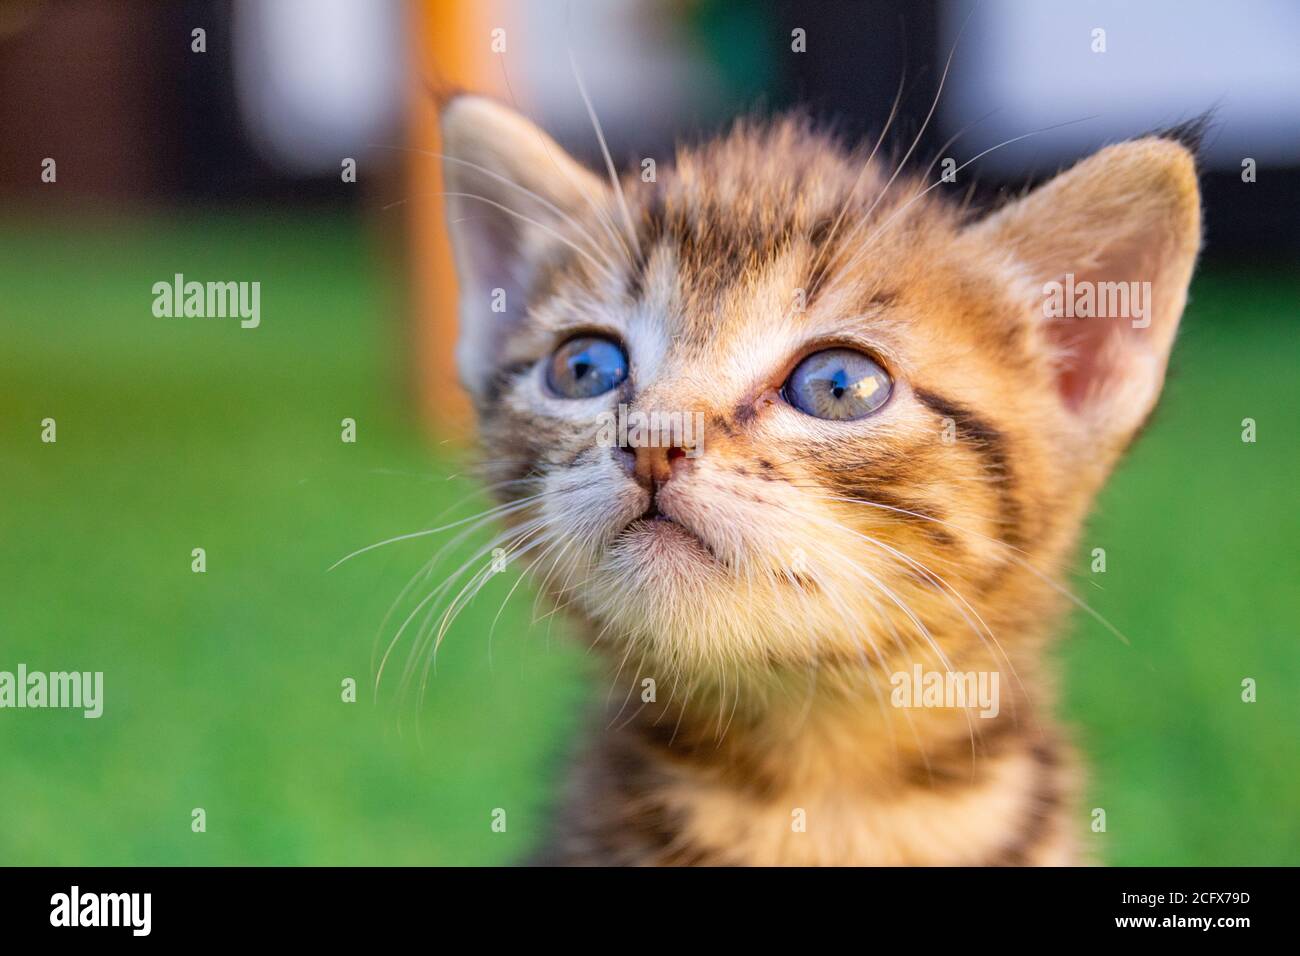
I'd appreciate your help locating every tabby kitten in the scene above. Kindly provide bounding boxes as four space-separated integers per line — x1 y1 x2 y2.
439 96 1201 866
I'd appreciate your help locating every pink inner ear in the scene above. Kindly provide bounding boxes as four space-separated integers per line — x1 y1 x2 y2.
1055 315 1111 411
1045 237 1165 413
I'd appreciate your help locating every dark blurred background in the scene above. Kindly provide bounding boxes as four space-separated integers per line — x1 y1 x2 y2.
6 1 1299 245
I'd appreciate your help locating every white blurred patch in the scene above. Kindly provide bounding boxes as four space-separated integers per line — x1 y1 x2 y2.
940 0 1300 171
233 0 404 175
477 0 727 153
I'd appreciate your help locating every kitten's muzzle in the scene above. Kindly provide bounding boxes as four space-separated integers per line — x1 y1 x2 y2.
613 444 715 558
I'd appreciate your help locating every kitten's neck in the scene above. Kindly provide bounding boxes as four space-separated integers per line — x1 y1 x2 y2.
543 645 1075 866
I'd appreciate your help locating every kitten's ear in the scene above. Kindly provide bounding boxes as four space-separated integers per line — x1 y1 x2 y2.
439 96 607 403
966 136 1201 447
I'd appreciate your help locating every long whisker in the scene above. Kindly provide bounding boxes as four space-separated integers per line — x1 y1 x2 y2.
424 532 545 687
331 493 545 571
847 114 1102 262
496 50 635 272
410 523 552 703
486 533 561 664
823 3 976 268
386 191 618 283
805 490 1130 645
379 514 547 697
819 514 1031 725
804 64 907 300
371 502 523 678
373 144 614 268
569 50 643 265
366 481 548 680
609 652 649 730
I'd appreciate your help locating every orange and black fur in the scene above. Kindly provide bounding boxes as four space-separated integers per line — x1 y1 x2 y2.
439 97 1202 865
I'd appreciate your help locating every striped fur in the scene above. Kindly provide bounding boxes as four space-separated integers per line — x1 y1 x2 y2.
440 97 1202 866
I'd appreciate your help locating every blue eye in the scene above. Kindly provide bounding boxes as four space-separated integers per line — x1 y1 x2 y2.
546 336 628 399
783 348 892 420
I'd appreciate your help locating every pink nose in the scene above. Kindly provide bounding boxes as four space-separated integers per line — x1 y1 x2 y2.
632 444 687 491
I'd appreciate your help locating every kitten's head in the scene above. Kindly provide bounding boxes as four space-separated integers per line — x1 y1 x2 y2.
440 97 1200 680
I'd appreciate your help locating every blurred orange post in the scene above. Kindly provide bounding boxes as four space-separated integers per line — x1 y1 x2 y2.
408 0 506 438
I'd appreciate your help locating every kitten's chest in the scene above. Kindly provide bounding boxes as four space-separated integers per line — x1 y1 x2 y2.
651 744 1075 865
546 712 1078 866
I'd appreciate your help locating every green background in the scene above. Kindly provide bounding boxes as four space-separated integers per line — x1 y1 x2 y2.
1 214 1296 865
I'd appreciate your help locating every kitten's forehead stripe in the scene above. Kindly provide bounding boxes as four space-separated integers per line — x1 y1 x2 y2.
621 117 902 324
524 118 943 384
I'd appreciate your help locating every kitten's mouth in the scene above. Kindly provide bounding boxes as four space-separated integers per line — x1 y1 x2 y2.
618 503 720 564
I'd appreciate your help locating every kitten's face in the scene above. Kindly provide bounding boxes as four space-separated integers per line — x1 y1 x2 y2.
442 99 1201 678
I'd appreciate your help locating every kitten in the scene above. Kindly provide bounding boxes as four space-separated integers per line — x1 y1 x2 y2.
439 96 1201 866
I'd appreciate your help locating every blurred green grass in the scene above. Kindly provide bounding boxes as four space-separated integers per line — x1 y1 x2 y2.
0 212 1296 865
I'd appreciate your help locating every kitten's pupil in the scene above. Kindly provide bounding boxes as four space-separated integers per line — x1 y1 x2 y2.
830 370 847 400
573 359 591 380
